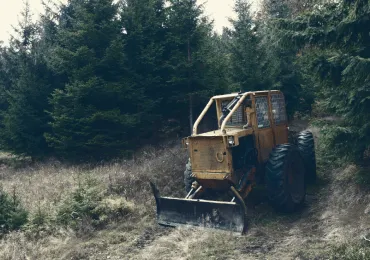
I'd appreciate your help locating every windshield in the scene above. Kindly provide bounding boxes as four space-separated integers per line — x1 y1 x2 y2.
220 95 252 128
222 100 246 126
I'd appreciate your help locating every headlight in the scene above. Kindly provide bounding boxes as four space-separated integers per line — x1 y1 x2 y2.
228 136 235 145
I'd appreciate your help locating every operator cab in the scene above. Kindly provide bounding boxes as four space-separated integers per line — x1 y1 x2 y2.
189 91 289 164
220 94 253 129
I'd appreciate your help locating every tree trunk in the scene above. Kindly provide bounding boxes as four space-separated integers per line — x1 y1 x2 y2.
189 94 193 135
188 38 193 135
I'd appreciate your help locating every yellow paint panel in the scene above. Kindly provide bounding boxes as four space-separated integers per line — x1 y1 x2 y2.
257 128 274 162
189 137 232 173
275 124 288 145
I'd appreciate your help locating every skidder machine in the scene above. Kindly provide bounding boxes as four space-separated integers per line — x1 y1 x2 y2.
150 90 316 233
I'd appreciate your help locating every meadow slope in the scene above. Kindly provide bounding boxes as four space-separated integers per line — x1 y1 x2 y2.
1 123 370 260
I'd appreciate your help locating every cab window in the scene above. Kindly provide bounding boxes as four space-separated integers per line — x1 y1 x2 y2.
256 96 270 129
271 93 287 125
221 100 246 127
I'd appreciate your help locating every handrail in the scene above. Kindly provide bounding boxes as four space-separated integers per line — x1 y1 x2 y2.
192 98 214 135
192 92 252 136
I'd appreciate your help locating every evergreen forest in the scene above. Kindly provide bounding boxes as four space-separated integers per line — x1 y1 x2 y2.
0 0 368 164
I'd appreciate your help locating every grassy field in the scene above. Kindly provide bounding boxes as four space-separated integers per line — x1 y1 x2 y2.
0 143 187 259
1 128 370 259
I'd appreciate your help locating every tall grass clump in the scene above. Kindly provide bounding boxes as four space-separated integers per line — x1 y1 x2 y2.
98 144 188 204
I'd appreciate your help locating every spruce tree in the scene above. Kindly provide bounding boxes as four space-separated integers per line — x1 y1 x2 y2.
258 0 316 117
46 0 141 159
163 0 226 134
119 0 166 137
261 0 319 19
277 0 370 162
228 0 266 92
0 0 230 159
0 1 56 158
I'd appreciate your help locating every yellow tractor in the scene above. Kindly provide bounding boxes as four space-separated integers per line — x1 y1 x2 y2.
150 90 316 233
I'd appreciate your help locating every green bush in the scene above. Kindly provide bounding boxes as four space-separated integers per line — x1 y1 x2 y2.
24 204 52 237
0 187 28 234
56 178 134 232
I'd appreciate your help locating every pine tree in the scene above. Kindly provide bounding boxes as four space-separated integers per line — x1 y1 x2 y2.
163 0 227 134
258 0 317 118
0 46 14 125
119 0 167 138
261 0 321 18
0 0 230 159
227 0 266 92
0 1 56 158
46 0 141 159
277 0 370 162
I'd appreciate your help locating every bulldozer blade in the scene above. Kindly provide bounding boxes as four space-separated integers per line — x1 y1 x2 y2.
150 183 247 233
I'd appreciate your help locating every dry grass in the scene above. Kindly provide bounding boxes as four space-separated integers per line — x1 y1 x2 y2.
0 144 187 213
1 127 370 259
0 144 187 259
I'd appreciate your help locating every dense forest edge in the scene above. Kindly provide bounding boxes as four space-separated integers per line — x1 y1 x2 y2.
0 0 370 259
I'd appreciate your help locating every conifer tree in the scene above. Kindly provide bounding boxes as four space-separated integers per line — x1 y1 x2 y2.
163 0 227 134
0 1 56 158
119 0 167 137
46 0 140 159
227 0 266 92
259 3 302 117
278 0 370 162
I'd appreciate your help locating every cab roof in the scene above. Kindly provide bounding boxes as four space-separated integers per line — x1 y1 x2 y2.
211 90 281 100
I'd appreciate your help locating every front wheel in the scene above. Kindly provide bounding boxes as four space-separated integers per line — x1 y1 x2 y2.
266 144 306 212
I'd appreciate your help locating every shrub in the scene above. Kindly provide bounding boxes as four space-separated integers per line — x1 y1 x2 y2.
56 177 134 232
93 196 135 224
0 187 28 234
23 203 53 237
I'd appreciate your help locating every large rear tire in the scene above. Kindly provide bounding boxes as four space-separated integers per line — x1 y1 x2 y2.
184 159 194 193
297 130 317 184
266 144 306 212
